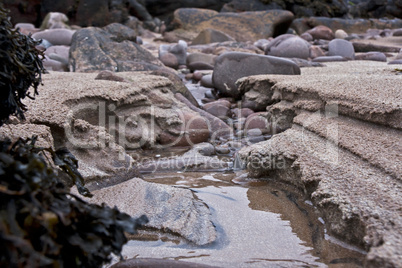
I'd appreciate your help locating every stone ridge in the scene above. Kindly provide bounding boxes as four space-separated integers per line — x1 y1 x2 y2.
237 61 402 267
237 61 402 129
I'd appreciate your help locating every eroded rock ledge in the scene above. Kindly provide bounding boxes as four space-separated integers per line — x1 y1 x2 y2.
238 61 402 267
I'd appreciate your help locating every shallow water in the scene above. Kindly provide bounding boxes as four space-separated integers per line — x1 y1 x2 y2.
119 171 366 268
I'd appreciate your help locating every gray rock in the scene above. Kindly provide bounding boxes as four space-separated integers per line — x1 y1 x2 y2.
32 28 75 46
328 39 355 60
187 53 216 72
69 23 163 72
193 142 216 156
200 74 214 88
80 178 217 246
159 40 188 66
212 52 300 99
355 52 387 62
265 34 311 60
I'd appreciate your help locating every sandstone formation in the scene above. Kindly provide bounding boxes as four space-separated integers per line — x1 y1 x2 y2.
238 61 402 267
22 72 210 185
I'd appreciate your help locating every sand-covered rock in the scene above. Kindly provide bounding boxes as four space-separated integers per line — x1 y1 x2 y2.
77 177 217 246
23 71 209 184
237 61 402 267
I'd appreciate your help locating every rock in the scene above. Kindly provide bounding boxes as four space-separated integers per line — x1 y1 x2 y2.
159 112 210 147
44 45 70 63
0 124 54 149
192 28 235 45
32 29 75 46
23 72 207 184
388 59 402 64
95 70 126 82
244 112 269 131
187 52 216 72
192 71 203 81
253 38 272 51
328 39 355 60
309 45 326 59
237 61 402 267
290 58 326 68
80 177 217 246
159 40 188 67
265 34 311 60
170 8 294 42
43 56 68 72
202 100 231 119
352 40 402 53
355 52 387 62
193 142 215 156
69 23 163 72
335 29 348 39
393 28 402 36
215 146 230 154
175 93 232 139
200 74 214 88
14 23 39 35
221 0 284 12
150 69 199 107
212 52 301 99
312 55 348 62
230 108 254 119
306 25 335 40
159 52 179 69
300 32 313 42
293 17 402 36
40 12 70 30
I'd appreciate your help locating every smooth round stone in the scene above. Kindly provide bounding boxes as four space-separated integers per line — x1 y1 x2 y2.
200 74 214 88
355 52 386 62
160 52 179 69
247 128 263 137
328 39 355 60
335 29 348 39
193 71 203 81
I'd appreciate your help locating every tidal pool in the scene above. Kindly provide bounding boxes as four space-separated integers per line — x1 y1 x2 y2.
118 171 366 268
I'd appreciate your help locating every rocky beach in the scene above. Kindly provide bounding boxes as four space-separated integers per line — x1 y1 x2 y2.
1 1 401 267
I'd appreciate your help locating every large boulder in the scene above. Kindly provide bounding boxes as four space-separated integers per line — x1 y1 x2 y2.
69 23 163 72
212 52 300 99
169 8 294 42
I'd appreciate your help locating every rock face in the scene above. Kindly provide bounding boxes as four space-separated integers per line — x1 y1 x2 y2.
79 177 217 246
212 52 301 99
23 72 209 184
69 23 163 72
237 61 402 268
169 8 294 41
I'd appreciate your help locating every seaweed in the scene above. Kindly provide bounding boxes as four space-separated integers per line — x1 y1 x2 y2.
0 4 45 127
0 136 148 267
